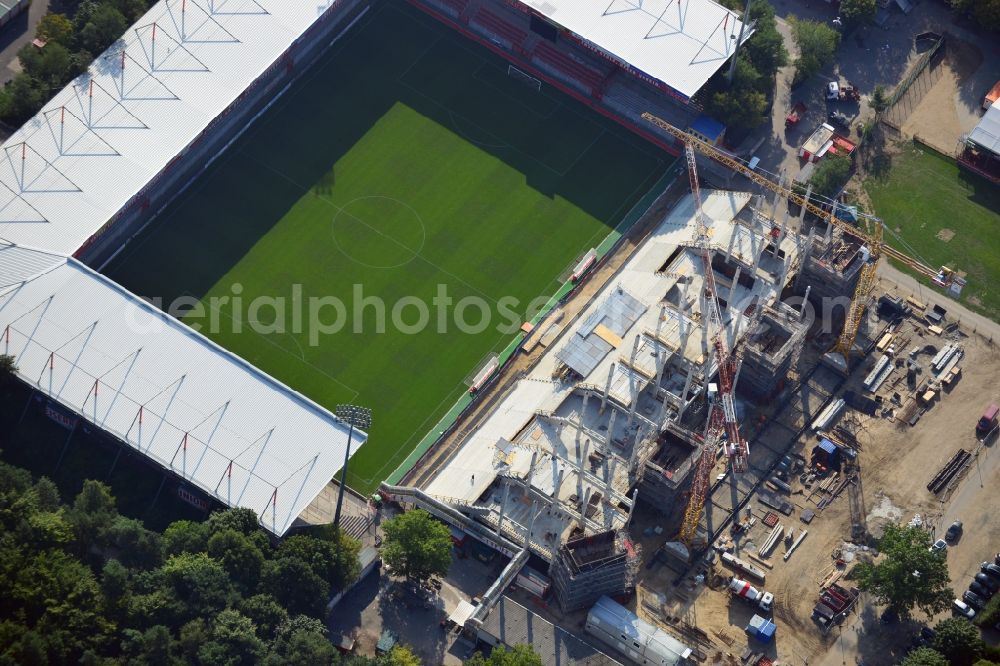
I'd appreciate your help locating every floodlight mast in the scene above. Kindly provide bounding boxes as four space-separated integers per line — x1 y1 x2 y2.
333 404 372 531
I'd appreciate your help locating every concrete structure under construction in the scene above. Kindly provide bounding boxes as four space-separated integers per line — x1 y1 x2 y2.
386 187 844 611
797 223 867 304
550 531 637 612
739 302 810 399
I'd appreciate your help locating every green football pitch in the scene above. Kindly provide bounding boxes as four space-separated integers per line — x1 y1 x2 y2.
105 2 669 493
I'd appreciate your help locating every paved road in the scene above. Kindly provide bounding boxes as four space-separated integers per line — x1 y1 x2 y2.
878 261 1000 342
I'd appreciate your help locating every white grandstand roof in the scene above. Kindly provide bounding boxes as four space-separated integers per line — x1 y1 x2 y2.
969 97 1000 156
0 0 347 255
0 244 365 536
516 0 752 99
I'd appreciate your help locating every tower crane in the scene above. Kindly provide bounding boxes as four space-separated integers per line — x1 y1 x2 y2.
640 112 957 361
677 143 750 545
647 112 958 546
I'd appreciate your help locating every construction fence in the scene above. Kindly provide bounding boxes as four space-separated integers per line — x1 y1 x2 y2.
881 34 946 134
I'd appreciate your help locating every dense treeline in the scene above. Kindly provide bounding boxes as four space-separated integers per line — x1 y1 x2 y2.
949 0 1000 32
0 455 406 665
701 0 788 133
0 0 152 126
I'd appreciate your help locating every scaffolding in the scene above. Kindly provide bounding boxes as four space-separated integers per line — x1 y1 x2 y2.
549 529 638 612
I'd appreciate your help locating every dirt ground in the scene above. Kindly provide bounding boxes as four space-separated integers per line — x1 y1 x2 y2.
627 280 1000 666
898 39 994 156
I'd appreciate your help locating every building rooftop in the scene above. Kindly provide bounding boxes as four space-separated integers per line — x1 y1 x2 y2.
0 0 335 255
480 595 622 666
969 97 1000 156
0 243 364 536
515 0 752 100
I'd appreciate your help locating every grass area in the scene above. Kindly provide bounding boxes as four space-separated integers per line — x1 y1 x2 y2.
865 141 1000 321
104 3 669 493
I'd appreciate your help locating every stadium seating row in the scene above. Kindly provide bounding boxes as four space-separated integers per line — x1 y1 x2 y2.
471 7 527 48
531 41 607 94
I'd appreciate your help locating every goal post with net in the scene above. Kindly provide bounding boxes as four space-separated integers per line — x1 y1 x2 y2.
508 65 541 91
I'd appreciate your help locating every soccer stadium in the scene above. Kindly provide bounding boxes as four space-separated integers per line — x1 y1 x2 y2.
0 0 753 535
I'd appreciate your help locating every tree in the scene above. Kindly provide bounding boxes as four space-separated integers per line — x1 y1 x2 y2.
949 0 1000 31
259 557 329 618
207 507 261 536
158 552 236 622
107 516 162 569
743 0 788 77
100 558 130 616
855 524 953 619
120 625 176 666
381 509 451 584
789 17 840 84
901 647 950 666
277 532 361 590
871 84 889 115
161 520 210 557
36 14 75 47
263 615 337 666
0 354 17 383
78 4 128 55
840 0 877 23
467 644 545 666
197 609 265 666
237 594 288 640
386 644 422 666
207 528 265 590
931 617 985 666
0 74 47 125
66 479 118 554
809 154 853 198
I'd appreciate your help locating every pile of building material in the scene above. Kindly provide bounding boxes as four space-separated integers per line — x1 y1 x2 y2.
926 449 972 495
811 584 860 632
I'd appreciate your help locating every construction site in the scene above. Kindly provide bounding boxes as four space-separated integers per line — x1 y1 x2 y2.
373 114 1000 666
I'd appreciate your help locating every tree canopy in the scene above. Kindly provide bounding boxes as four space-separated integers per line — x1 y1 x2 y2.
0 2 152 126
855 524 954 619
931 617 986 666
0 457 363 663
467 644 545 666
839 0 877 24
703 0 788 132
948 0 1000 31
382 509 452 584
788 17 841 84
808 154 853 198
901 647 951 666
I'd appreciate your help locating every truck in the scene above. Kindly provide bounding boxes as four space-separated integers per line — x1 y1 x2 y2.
728 577 775 612
826 81 861 102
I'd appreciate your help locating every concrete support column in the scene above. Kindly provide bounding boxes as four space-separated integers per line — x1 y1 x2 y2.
626 488 640 525
497 482 510 538
727 268 741 313
601 362 615 413
606 409 618 448
678 365 696 419
654 349 667 397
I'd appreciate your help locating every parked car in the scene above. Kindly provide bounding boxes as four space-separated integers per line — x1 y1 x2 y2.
930 539 948 554
969 581 992 599
945 521 963 542
976 573 1000 592
981 563 1000 579
994 552 1000 566
953 599 976 619
828 110 850 128
963 590 987 610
